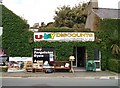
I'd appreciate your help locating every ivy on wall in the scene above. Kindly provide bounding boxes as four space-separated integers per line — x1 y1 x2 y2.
34 41 99 61
2 5 33 56
107 59 120 73
96 19 120 59
96 19 120 72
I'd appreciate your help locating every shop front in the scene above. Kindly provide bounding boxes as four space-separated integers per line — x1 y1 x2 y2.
34 32 101 71
73 47 101 71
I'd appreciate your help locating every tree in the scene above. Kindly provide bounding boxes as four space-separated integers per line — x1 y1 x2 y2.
54 3 88 28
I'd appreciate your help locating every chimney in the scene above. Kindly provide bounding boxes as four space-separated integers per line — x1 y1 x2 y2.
86 0 98 14
90 0 98 8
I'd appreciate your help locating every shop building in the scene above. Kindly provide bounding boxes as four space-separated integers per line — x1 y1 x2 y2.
32 0 119 71
33 32 101 71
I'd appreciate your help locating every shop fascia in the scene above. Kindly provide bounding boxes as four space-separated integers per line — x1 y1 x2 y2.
34 32 95 42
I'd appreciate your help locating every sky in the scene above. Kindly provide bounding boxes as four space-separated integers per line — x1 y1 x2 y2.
2 0 120 27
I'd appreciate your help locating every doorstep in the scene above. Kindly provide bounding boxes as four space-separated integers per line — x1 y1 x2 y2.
74 67 86 72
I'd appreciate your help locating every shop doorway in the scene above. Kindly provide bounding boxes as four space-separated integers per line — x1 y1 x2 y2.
73 47 86 67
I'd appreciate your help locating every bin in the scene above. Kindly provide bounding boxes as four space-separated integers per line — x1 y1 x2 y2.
86 60 96 72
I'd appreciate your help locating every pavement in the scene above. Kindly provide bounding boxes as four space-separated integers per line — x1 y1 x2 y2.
0 70 119 79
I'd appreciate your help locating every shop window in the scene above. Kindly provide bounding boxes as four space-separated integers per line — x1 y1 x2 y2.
94 62 100 68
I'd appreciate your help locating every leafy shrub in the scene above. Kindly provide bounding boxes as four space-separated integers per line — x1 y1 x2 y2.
107 59 120 73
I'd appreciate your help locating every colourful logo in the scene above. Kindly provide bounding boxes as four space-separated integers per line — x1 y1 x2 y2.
35 33 54 39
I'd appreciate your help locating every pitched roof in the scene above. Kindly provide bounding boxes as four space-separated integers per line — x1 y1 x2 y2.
92 8 120 19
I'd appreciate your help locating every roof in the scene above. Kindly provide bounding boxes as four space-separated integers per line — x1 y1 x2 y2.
92 8 120 19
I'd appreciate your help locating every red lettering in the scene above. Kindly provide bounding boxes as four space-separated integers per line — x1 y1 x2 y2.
35 35 43 39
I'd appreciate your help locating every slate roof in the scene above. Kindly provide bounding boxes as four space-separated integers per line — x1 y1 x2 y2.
92 8 120 19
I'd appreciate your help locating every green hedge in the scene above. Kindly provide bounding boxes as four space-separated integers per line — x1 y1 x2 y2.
40 27 91 32
107 59 120 73
40 27 74 32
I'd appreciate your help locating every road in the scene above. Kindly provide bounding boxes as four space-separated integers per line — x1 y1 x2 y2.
1 78 119 87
